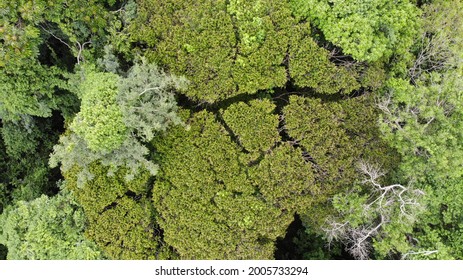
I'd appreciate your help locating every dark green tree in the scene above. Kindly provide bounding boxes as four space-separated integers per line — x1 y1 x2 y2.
0 0 114 120
1 116 61 202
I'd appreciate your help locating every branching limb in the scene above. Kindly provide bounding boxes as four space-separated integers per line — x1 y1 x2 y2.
76 41 92 64
323 160 424 260
401 250 438 260
39 24 73 50
39 24 91 64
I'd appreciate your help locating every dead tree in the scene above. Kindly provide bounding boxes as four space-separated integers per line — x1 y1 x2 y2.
323 160 424 260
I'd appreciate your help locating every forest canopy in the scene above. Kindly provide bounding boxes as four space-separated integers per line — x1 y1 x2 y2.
1 0 463 260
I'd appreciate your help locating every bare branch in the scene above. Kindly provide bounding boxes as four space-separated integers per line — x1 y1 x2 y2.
138 86 162 96
39 24 72 50
401 250 438 260
39 24 93 65
323 160 424 259
76 41 92 64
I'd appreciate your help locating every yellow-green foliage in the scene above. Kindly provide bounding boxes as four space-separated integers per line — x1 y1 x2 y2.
130 0 368 102
153 108 332 259
132 0 236 102
222 99 279 155
248 143 316 213
84 196 175 260
288 23 360 94
0 190 103 260
282 95 397 230
153 110 291 259
227 0 291 94
151 96 393 258
284 95 391 191
65 163 149 213
290 0 420 62
65 163 174 259
71 70 127 152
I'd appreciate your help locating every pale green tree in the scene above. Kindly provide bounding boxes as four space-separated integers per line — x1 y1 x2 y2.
50 60 185 185
0 188 103 260
290 0 420 62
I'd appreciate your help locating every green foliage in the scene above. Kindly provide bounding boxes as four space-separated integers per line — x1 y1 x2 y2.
153 107 342 259
377 72 463 259
0 2 62 120
371 177 463 260
248 143 317 213
358 62 387 90
50 60 183 185
282 94 397 233
410 0 463 78
222 99 279 154
328 172 423 260
288 23 360 94
71 69 127 152
132 0 237 102
153 110 294 259
408 179 463 259
85 195 175 260
378 0 463 181
1 117 39 160
151 91 394 259
106 0 139 58
291 0 421 62
374 2 463 259
117 59 187 141
0 0 115 120
226 0 291 94
0 189 103 260
131 0 371 101
381 72 463 181
1 116 61 202
64 163 175 260
283 95 386 188
0 0 110 42
0 62 64 121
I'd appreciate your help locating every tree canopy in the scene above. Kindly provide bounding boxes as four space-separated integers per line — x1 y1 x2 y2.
290 0 420 62
0 189 102 260
2 0 463 261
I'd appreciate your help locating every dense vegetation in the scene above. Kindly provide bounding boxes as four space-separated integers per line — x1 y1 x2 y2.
1 0 462 260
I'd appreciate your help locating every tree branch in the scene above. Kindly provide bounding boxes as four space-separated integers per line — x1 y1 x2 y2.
323 160 424 259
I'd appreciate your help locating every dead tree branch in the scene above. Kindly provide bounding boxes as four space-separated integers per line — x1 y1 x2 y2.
323 160 423 260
